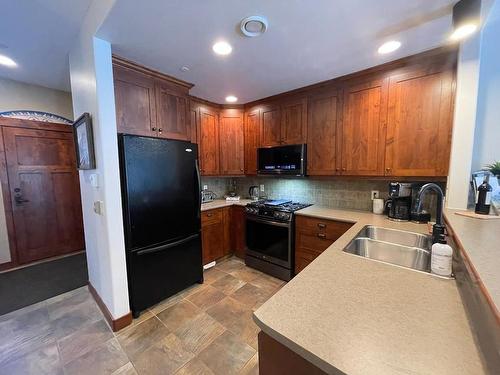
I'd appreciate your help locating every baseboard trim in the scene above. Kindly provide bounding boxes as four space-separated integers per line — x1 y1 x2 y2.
88 282 132 332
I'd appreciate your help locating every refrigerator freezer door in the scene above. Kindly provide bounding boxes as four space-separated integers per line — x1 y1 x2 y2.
119 135 201 251
128 233 203 314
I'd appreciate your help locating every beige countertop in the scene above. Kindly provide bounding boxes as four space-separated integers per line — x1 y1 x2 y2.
253 206 487 375
444 208 500 311
200 199 253 211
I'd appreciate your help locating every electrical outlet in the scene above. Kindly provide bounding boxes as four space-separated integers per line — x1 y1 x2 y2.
203 185 208 190
371 190 380 199
260 184 265 192
93 200 104 215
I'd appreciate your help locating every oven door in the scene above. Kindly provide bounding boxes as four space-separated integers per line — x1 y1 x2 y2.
245 215 292 268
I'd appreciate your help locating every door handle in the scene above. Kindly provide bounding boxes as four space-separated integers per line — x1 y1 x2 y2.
14 188 29 205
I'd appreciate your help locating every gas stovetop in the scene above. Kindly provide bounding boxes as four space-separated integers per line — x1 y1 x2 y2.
245 199 312 222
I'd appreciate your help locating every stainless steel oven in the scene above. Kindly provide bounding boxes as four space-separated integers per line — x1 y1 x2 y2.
245 213 294 281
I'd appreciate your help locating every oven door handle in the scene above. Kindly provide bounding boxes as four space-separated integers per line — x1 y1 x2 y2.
246 215 291 228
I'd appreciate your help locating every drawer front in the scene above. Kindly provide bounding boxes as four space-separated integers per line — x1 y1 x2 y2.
296 232 334 254
296 215 353 240
201 208 223 227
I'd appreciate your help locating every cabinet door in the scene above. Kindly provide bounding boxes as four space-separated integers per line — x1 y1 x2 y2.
341 79 388 175
156 80 189 140
231 206 246 259
219 109 244 175
281 98 307 145
244 108 260 175
202 222 224 265
385 69 454 176
222 207 232 256
260 105 281 147
198 106 220 175
189 106 197 143
307 91 341 175
113 65 157 137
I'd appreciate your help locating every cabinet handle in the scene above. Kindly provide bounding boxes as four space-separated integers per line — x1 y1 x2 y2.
317 233 326 239
206 213 213 217
335 168 340 172
151 127 157 131
342 168 346 171
158 128 162 133
317 223 326 229
385 167 391 173
240 168 244 172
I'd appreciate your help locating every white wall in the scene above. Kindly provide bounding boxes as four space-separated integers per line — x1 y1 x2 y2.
69 0 129 319
472 0 500 171
0 77 73 120
446 0 496 209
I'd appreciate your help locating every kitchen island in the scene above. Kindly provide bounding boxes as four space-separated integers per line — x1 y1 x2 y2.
253 206 492 375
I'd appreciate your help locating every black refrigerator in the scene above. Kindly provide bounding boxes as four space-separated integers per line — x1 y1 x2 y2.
118 134 203 317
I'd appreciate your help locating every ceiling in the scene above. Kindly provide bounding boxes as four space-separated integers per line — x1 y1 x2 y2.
1 0 457 100
98 0 457 103
0 0 92 92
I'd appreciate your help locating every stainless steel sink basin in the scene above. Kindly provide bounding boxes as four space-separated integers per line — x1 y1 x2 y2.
355 225 432 250
343 225 452 278
344 238 430 272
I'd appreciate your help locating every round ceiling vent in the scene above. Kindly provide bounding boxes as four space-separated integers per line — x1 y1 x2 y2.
240 16 268 37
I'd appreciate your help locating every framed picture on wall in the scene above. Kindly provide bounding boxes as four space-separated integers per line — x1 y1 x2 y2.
73 112 96 170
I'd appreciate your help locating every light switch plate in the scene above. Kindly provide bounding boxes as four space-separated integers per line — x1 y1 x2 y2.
89 173 99 188
203 185 208 190
371 190 380 199
260 184 265 192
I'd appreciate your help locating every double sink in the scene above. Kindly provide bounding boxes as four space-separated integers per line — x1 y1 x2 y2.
343 225 453 279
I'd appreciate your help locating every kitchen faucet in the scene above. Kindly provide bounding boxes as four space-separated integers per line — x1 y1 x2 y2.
414 183 445 244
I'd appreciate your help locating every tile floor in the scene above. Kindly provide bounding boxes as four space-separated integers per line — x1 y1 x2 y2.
0 257 285 374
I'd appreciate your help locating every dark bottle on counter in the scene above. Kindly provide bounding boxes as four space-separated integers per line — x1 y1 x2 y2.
475 175 492 215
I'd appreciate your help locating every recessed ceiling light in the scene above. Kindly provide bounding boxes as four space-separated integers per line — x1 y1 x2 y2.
450 23 478 41
180 66 190 72
212 41 232 55
225 95 238 103
377 41 401 54
240 16 268 37
450 0 480 41
0 54 17 67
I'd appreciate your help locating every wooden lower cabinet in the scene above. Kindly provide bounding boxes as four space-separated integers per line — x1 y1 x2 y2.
295 215 353 274
258 331 327 375
201 208 225 265
231 205 246 259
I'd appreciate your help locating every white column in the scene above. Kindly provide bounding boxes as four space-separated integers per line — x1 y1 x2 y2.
69 0 129 319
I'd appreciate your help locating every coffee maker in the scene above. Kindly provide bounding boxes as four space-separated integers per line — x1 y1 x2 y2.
385 182 412 221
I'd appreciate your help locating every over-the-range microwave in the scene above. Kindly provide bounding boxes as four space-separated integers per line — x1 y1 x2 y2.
257 144 307 176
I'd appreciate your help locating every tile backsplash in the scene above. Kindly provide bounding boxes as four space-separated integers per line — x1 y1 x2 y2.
201 176 441 216
235 177 390 211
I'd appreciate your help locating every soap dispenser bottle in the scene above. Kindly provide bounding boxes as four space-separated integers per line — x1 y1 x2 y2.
431 234 453 277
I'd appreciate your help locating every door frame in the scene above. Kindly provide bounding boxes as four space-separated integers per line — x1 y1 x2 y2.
0 117 75 271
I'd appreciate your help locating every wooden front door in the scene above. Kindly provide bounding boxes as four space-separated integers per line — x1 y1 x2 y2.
3 126 84 264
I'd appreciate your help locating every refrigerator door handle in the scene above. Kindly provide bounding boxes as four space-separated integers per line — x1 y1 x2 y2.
136 233 200 256
195 158 202 208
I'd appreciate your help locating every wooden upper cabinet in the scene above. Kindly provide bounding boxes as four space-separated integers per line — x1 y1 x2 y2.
307 91 341 175
341 79 388 176
260 105 281 147
244 108 261 175
113 65 157 137
385 69 454 177
189 106 198 143
198 106 220 175
219 109 244 175
155 80 189 141
281 98 307 145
